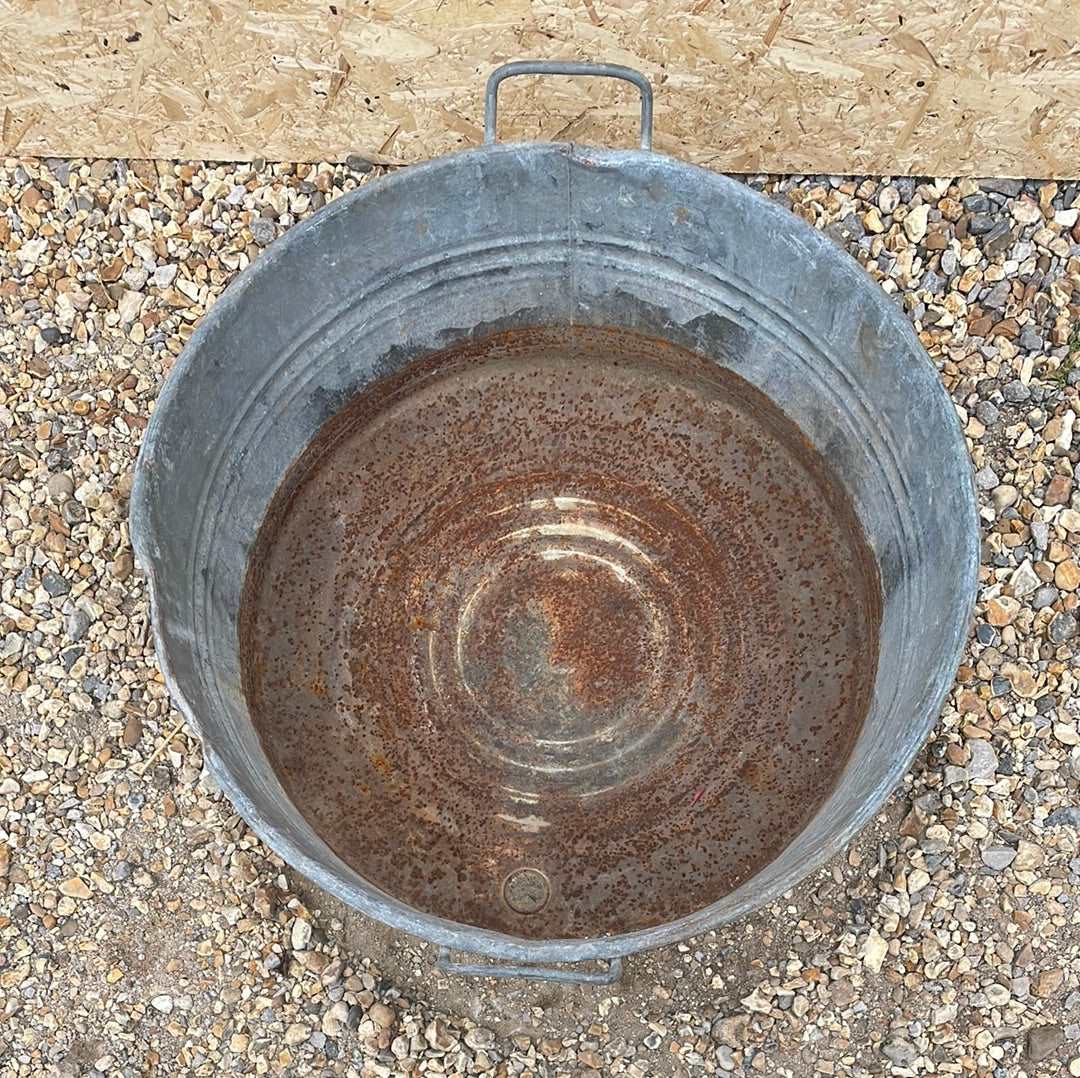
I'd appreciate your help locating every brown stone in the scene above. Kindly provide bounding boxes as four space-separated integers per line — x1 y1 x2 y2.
19 185 45 212
59 877 91 899
1044 475 1073 506
1054 560 1080 591
1049 540 1070 563
957 266 982 293
987 596 1021 626
368 1002 395 1030
99 258 125 283
121 714 142 748
1001 663 1038 697
111 551 135 581
899 806 926 837
1032 967 1064 999
86 282 114 308
946 742 969 765
956 689 987 715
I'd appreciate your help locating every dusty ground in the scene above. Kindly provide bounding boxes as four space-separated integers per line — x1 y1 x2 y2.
0 156 1078 1077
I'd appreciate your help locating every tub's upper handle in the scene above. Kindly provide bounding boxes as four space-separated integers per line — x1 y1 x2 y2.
484 60 653 151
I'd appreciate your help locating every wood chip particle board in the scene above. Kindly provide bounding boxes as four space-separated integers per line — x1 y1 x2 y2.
1 0 1078 176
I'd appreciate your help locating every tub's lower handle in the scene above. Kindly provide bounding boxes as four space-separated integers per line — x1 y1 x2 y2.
435 946 624 985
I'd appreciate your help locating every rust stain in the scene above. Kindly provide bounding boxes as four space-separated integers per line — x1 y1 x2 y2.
240 324 881 940
370 754 393 777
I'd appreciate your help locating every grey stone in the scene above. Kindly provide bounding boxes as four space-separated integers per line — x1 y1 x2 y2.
82 676 108 703
153 263 178 288
1033 585 1058 610
983 221 1014 257
46 472 75 502
883 1037 917 1067
979 178 1023 197
45 158 71 185
59 646 82 673
250 217 277 246
65 609 92 642
1003 379 1031 403
944 765 968 786
976 400 1000 426
969 213 996 235
1026 1024 1064 1062
1045 807 1080 827
1030 520 1049 550
41 572 70 598
345 153 374 174
920 269 944 295
982 280 1011 311
895 177 916 201
1048 613 1077 643
1010 559 1041 597
982 846 1016 870
967 739 998 782
1019 326 1044 351
975 466 999 490
61 499 86 525
122 265 148 291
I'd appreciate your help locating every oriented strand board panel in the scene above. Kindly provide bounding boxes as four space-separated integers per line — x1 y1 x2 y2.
1 0 1079 176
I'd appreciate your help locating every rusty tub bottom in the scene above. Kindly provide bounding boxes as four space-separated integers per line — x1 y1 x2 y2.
240 324 881 940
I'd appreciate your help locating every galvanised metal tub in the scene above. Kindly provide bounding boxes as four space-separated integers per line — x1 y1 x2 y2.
131 62 978 983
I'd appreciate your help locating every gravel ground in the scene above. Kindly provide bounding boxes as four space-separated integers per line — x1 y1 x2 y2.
1 156 1079 1078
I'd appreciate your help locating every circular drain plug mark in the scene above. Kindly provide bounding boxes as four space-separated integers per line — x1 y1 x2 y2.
502 868 551 915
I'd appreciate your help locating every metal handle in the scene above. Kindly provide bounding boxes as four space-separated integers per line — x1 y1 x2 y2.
436 946 624 985
485 60 653 150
